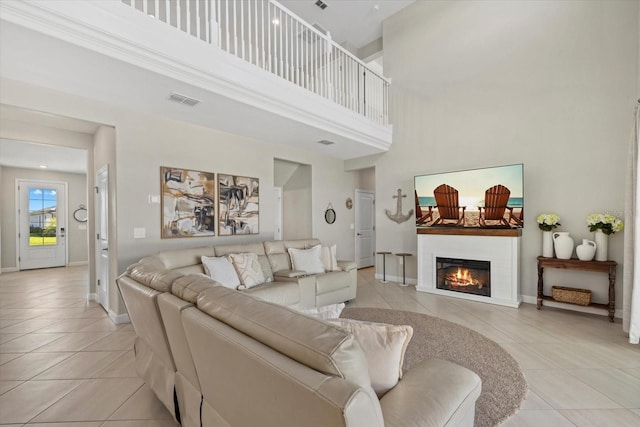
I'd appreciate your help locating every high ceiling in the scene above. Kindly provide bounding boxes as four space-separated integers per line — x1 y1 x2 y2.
1 1 415 173
280 0 414 49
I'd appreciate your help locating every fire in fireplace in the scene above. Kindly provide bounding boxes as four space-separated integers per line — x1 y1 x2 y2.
436 257 490 297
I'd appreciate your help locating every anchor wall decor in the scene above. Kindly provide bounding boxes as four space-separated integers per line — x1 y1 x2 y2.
385 189 414 223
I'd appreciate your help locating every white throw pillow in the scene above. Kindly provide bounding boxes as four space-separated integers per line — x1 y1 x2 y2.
288 245 325 274
201 256 241 289
327 318 413 397
227 252 266 290
295 303 345 320
320 244 341 272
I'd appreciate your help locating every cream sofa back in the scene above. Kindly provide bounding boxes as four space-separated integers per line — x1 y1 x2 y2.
213 242 274 281
183 285 384 427
264 238 321 272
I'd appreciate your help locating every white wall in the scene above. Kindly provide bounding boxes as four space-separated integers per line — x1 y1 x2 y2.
367 0 638 310
1 78 360 315
0 167 88 269
282 164 312 240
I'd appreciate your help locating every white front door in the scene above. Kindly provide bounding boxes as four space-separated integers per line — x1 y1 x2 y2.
95 166 109 311
18 180 67 270
355 190 375 268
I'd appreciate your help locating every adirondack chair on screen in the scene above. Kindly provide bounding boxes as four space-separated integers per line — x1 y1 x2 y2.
415 190 433 225
478 185 511 227
432 184 466 226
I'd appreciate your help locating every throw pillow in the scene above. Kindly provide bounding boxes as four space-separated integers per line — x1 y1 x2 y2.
201 256 241 290
320 244 341 272
227 253 266 290
295 302 345 320
288 245 325 274
327 318 413 397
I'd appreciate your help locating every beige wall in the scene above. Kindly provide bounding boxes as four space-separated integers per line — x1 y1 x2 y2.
368 0 638 309
0 167 88 269
1 79 360 316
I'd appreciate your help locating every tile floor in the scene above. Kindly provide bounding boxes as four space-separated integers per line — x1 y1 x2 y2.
1 265 639 426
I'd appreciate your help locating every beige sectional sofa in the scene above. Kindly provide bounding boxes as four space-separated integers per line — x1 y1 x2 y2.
130 238 356 309
117 239 482 427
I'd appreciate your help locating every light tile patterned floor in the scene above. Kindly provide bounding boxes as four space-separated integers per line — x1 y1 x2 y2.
0 265 638 426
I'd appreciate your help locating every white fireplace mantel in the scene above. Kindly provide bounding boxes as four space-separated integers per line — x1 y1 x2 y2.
417 233 521 308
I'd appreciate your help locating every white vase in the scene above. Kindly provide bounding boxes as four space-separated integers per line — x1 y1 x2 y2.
576 239 596 261
553 231 574 259
594 229 608 261
542 231 554 257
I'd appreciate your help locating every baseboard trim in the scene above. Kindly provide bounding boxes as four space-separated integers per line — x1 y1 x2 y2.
68 261 88 267
521 295 622 319
109 310 131 324
1 267 18 273
374 273 417 286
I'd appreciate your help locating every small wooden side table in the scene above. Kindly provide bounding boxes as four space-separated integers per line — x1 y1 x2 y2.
536 256 617 322
396 253 412 287
376 252 392 283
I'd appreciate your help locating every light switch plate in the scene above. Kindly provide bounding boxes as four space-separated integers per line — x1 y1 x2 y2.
133 227 146 239
148 195 160 204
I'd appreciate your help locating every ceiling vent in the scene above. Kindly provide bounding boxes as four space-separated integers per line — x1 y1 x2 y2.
315 0 328 10
317 139 335 146
168 92 200 107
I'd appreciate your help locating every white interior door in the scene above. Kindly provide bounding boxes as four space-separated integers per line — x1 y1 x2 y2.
18 180 67 270
95 166 109 311
355 190 375 268
273 187 283 240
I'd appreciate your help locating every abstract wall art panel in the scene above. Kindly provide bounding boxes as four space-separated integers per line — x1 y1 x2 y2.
218 174 259 235
161 167 216 238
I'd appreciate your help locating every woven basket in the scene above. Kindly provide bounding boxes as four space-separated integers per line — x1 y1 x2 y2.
552 286 591 306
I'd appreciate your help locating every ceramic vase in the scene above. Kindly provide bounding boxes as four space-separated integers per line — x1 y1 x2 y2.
594 229 608 261
542 231 554 258
553 231 574 260
576 239 596 261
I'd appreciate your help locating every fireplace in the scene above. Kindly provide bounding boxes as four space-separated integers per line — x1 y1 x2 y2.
436 257 490 297
417 233 520 308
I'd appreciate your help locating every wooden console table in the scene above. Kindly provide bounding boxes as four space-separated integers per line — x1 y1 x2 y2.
536 256 617 322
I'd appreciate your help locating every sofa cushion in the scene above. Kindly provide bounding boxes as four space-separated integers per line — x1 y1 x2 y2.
214 242 274 282
201 256 241 289
195 286 373 392
150 247 215 270
244 281 299 306
288 245 325 274
126 261 184 293
228 253 266 289
321 244 340 272
328 319 414 397
171 274 220 304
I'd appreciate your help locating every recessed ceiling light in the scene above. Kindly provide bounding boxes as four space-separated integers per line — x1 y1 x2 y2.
317 140 335 146
39 165 48 169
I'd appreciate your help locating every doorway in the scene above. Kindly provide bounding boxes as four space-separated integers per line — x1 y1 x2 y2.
17 180 68 270
95 166 109 311
355 189 375 268
273 159 312 240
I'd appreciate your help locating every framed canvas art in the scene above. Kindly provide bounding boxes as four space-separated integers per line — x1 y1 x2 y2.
218 174 259 235
160 166 216 238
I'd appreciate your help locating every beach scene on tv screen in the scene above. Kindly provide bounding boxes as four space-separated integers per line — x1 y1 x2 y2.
415 164 524 228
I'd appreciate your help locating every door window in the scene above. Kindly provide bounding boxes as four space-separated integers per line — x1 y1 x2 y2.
29 188 57 246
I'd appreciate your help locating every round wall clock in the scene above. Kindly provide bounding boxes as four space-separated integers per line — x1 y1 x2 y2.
325 206 336 224
345 197 353 210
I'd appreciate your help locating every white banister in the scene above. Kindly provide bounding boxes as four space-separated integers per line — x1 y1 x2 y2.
122 0 390 126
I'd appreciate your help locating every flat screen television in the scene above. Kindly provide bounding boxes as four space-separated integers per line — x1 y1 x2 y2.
414 163 524 229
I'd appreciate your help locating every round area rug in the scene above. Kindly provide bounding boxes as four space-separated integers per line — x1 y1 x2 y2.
341 307 527 427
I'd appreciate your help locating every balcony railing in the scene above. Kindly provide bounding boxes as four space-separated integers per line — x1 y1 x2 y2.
122 0 389 126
